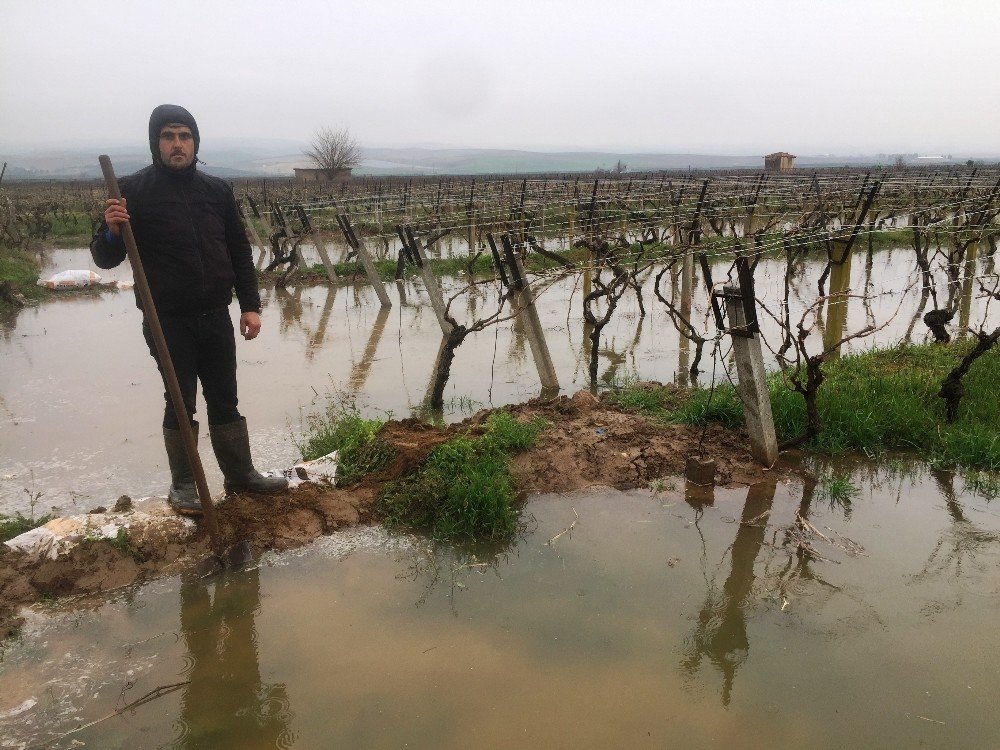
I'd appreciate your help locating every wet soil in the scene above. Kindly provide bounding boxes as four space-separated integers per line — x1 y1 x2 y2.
0 389 771 640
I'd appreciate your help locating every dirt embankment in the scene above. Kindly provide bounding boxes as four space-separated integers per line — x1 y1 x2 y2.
0 390 771 639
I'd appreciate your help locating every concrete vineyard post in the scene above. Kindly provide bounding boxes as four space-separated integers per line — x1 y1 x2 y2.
823 239 853 358
298 206 339 284
509 251 560 394
411 236 454 336
238 202 268 270
958 241 979 336
724 285 779 467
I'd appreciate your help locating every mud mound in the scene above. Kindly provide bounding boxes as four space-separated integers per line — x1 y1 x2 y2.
508 390 768 493
371 419 454 482
214 483 367 553
1 389 774 638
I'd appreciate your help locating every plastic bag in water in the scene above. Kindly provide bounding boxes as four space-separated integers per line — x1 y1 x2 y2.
37 270 102 289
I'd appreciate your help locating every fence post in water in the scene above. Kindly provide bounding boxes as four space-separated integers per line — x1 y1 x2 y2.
823 238 852 358
296 205 339 284
238 201 268 270
958 240 979 336
724 284 778 466
337 214 391 309
256 198 275 239
680 248 694 327
503 237 560 394
405 227 453 336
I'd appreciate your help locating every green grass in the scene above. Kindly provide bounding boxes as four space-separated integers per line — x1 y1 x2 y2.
606 381 689 421
46 211 97 247
772 344 1000 469
109 527 147 562
298 400 393 485
0 246 47 309
663 342 1000 471
375 410 546 542
0 512 54 543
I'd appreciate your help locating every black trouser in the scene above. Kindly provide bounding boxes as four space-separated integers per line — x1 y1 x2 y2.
143 307 242 430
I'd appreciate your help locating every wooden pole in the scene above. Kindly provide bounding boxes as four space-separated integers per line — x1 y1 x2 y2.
724 285 778 467
98 155 222 552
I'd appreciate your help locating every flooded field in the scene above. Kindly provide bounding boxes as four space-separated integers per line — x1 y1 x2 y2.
1 244 997 518
2 459 998 748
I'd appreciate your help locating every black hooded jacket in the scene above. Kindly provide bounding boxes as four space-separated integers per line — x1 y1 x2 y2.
90 105 260 315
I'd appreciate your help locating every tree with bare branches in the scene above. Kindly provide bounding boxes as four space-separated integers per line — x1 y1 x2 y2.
304 127 362 177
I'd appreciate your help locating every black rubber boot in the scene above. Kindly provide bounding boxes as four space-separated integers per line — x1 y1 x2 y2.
163 423 204 516
210 418 288 494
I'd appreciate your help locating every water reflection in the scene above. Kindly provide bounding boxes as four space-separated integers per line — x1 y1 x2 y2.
306 286 339 359
681 482 775 705
346 307 390 390
917 468 1000 585
5 464 1000 747
175 569 296 749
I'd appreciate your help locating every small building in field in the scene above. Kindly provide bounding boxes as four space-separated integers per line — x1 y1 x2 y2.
293 167 352 185
764 152 796 173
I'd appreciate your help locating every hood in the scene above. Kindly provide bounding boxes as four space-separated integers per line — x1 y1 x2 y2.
148 104 200 172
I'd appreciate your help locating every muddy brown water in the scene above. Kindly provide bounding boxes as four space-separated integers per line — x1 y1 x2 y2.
2 458 999 748
3 245 996 518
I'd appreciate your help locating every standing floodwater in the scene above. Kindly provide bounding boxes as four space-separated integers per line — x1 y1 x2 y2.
2 458 998 748
3 244 994 518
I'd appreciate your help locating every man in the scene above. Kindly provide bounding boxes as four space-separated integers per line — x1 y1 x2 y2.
91 104 286 515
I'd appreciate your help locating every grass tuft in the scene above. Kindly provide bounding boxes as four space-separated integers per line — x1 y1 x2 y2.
376 410 546 542
606 382 686 420
298 399 393 485
109 527 147 562
0 246 47 309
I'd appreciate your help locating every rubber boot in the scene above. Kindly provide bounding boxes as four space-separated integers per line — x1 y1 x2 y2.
163 423 204 516
210 417 288 494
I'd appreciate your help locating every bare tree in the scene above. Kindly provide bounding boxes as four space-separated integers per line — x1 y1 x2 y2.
304 127 362 177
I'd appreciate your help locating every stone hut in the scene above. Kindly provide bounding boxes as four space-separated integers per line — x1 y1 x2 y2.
763 152 796 173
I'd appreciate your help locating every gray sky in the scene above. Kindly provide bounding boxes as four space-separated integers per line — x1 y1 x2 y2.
2 0 998 155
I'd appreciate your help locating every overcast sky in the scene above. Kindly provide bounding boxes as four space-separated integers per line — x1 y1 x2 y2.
2 0 998 155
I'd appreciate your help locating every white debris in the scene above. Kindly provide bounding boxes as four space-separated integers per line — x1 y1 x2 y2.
286 449 339 487
3 454 339 561
3 497 195 561
36 270 102 289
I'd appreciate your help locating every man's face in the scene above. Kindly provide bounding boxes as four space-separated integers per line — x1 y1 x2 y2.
158 124 195 170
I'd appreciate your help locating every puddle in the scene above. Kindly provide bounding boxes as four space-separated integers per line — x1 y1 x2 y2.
2 459 998 748
3 245 998 517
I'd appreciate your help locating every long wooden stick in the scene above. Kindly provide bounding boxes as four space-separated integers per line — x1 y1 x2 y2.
98 155 222 553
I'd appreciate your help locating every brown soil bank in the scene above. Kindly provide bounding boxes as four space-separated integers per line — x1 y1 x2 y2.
0 390 772 640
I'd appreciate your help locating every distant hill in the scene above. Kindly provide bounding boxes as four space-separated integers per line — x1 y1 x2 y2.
0 141 986 180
